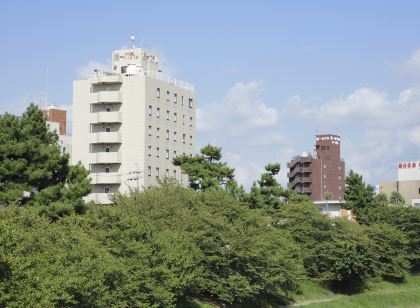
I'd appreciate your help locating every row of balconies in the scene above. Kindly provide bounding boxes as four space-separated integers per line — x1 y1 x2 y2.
90 132 122 144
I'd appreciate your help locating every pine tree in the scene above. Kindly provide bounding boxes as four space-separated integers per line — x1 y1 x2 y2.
0 104 90 216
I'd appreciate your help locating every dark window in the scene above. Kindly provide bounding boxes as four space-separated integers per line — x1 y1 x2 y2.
105 167 110 173
105 147 110 152
106 107 111 112
104 187 110 193
106 127 111 132
121 66 127 74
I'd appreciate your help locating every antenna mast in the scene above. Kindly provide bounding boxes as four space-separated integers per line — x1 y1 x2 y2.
130 33 137 48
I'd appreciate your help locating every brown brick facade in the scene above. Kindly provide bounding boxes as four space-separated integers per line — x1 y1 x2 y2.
42 107 67 135
287 134 345 201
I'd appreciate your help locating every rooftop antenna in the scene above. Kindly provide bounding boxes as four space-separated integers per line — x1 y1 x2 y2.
45 67 49 108
130 33 137 48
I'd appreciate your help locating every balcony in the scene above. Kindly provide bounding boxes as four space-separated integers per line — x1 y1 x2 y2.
293 186 312 194
288 176 312 188
287 167 312 178
91 74 123 85
90 132 122 144
91 112 122 123
88 193 113 204
90 173 122 184
95 91 123 104
90 152 122 164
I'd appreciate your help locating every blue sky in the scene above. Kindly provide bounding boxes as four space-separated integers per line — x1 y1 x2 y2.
1 1 420 187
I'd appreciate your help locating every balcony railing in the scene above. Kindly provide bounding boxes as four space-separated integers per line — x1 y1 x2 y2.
91 73 123 85
288 176 312 188
91 112 122 123
90 173 122 184
90 152 122 164
90 132 122 144
95 91 123 104
145 71 194 92
287 167 312 178
292 186 312 193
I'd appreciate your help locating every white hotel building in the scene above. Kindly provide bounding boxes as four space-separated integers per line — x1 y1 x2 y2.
72 47 196 204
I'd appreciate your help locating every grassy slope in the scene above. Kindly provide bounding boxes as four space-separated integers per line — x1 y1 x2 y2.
294 275 420 308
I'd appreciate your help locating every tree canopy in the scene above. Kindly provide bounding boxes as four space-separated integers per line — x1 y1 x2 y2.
0 104 91 217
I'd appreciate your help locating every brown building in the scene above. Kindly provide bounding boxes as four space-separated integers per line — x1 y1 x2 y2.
287 134 345 201
42 106 67 135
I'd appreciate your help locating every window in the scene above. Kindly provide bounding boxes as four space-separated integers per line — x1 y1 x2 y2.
174 112 177 122
156 127 160 138
156 167 160 177
339 186 342 190
323 164 326 169
173 170 177 179
157 108 160 118
182 115 185 125
104 187 110 193
324 174 326 178
166 110 170 120
166 169 170 177
148 126 152 136
156 88 161 98
323 185 326 188
190 116 193 127
189 98 193 108
189 135 193 145
338 176 341 180
105 167 110 173
174 93 177 103
156 147 160 157
148 166 152 176
173 132 177 142
121 66 127 74
106 107 111 112
105 147 110 152
182 133 186 143
166 149 170 159
167 90 170 96
148 146 151 156
173 150 177 156
181 96 184 106
148 106 152 116
166 130 169 140
105 127 111 132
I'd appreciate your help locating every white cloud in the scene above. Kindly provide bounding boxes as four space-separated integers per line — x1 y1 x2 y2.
390 49 420 79
250 132 288 146
198 81 279 133
76 60 111 79
283 86 420 184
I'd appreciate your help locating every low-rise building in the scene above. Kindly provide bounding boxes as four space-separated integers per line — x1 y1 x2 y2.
43 105 72 160
379 161 420 207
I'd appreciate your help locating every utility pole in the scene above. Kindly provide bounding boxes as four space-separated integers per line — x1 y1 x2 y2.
128 164 143 192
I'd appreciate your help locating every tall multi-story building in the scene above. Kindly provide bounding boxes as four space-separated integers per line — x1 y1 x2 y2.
43 105 72 159
379 161 420 207
72 46 196 204
287 134 345 201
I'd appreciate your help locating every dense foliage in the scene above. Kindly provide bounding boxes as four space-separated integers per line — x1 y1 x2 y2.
0 109 419 307
0 104 91 217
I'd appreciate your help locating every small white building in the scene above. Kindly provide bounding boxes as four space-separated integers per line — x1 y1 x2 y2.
72 44 196 204
314 200 353 220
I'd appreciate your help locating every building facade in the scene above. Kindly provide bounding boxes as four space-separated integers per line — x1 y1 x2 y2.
287 134 345 201
72 47 196 204
379 161 420 207
43 105 72 159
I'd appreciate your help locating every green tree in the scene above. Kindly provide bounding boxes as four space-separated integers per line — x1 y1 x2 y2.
344 170 376 221
246 163 283 211
0 104 91 216
366 223 410 282
173 144 236 191
390 191 405 206
275 203 377 293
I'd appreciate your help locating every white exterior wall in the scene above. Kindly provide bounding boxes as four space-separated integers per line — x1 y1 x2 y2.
72 47 196 204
